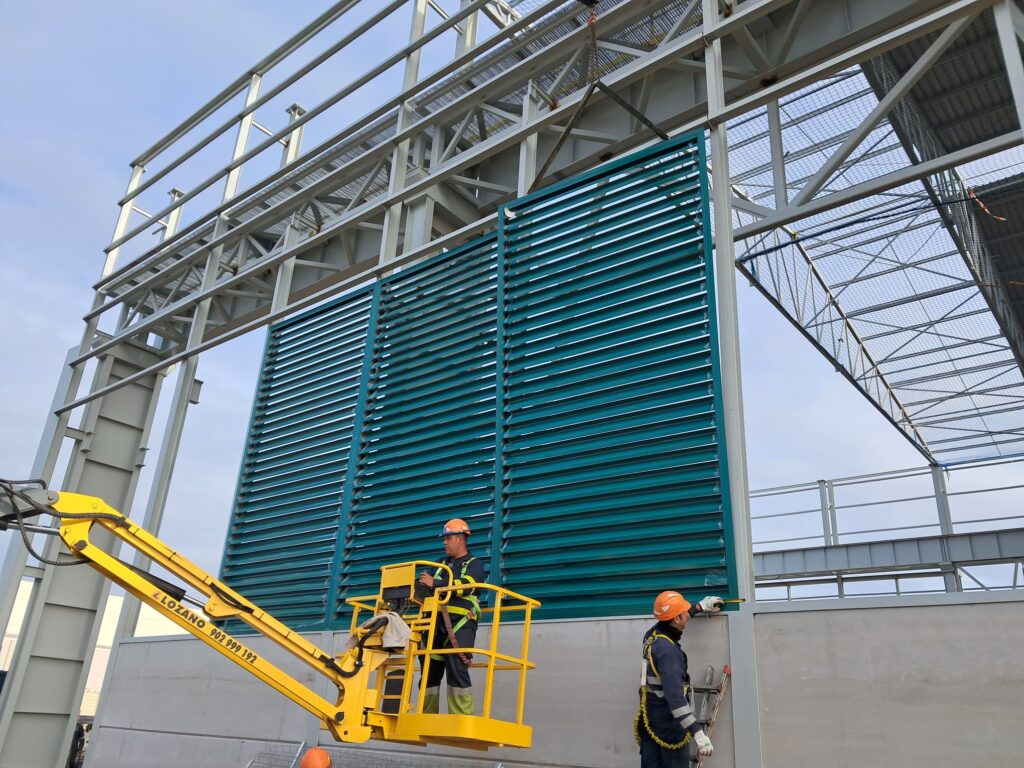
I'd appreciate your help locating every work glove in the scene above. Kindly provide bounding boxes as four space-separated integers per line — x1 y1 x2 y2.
693 729 714 758
699 596 725 613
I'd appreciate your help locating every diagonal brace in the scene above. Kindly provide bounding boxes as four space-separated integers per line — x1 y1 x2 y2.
528 80 668 193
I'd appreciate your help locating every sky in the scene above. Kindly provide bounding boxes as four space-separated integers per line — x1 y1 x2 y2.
0 0 945 588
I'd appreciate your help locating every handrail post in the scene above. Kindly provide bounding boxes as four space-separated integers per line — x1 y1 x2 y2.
826 480 840 545
817 480 832 545
931 465 960 592
103 163 147 277
517 602 532 725
483 591 503 718
224 73 263 200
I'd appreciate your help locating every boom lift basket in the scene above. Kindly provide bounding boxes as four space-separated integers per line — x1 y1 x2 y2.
347 561 539 749
0 484 540 752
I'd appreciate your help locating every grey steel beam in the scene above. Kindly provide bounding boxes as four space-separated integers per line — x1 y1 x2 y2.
860 48 1024 376
108 0 411 252
704 3 762 765
790 13 975 207
735 130 1023 239
736 203 932 458
754 527 1024 580
0 345 166 768
106 0 562 258
0 348 79 649
753 589 1024 611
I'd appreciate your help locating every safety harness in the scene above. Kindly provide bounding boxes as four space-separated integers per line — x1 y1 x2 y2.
634 632 693 750
431 556 481 666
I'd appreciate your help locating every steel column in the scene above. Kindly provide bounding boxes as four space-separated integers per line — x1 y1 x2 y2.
281 104 307 166
223 73 262 201
272 106 309 313
817 479 833 545
101 164 146 278
456 0 479 56
518 83 539 197
766 99 788 208
380 0 429 266
0 347 166 768
704 0 762 765
931 465 961 592
0 349 79 651
114 194 193 640
994 0 1024 133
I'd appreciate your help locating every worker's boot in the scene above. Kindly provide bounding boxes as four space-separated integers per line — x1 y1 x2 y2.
422 686 441 714
447 687 474 715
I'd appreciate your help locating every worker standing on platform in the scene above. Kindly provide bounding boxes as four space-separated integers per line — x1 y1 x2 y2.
636 591 724 766
417 518 485 715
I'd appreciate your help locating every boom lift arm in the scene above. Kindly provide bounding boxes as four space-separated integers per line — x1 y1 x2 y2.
0 481 538 750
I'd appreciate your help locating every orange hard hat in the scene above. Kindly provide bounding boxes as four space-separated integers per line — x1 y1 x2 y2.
440 518 471 537
299 747 332 768
653 591 691 621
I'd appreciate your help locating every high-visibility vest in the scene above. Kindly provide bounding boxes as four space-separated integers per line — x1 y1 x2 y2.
433 555 481 620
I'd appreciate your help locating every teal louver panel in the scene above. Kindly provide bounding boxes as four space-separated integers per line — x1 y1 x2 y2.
498 134 736 618
337 236 499 617
223 132 734 627
221 290 372 630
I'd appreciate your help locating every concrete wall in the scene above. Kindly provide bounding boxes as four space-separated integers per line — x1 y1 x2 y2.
87 616 733 768
756 597 1024 768
86 595 1024 768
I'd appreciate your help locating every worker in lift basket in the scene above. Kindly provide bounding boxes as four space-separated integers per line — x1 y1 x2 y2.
416 517 485 715
635 591 724 767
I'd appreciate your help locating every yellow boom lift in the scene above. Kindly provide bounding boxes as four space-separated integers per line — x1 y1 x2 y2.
0 480 538 751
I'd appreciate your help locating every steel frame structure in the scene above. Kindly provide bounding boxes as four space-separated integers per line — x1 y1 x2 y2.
732 4 1024 464
3 1 1024 765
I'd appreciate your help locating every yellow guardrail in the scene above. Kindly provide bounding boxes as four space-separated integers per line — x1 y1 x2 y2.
347 561 540 729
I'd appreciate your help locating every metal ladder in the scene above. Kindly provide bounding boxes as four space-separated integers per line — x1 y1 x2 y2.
690 665 732 767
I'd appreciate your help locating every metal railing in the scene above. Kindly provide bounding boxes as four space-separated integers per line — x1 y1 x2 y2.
346 563 539 726
245 741 305 768
750 456 1024 551
754 565 1024 602
750 456 1024 599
